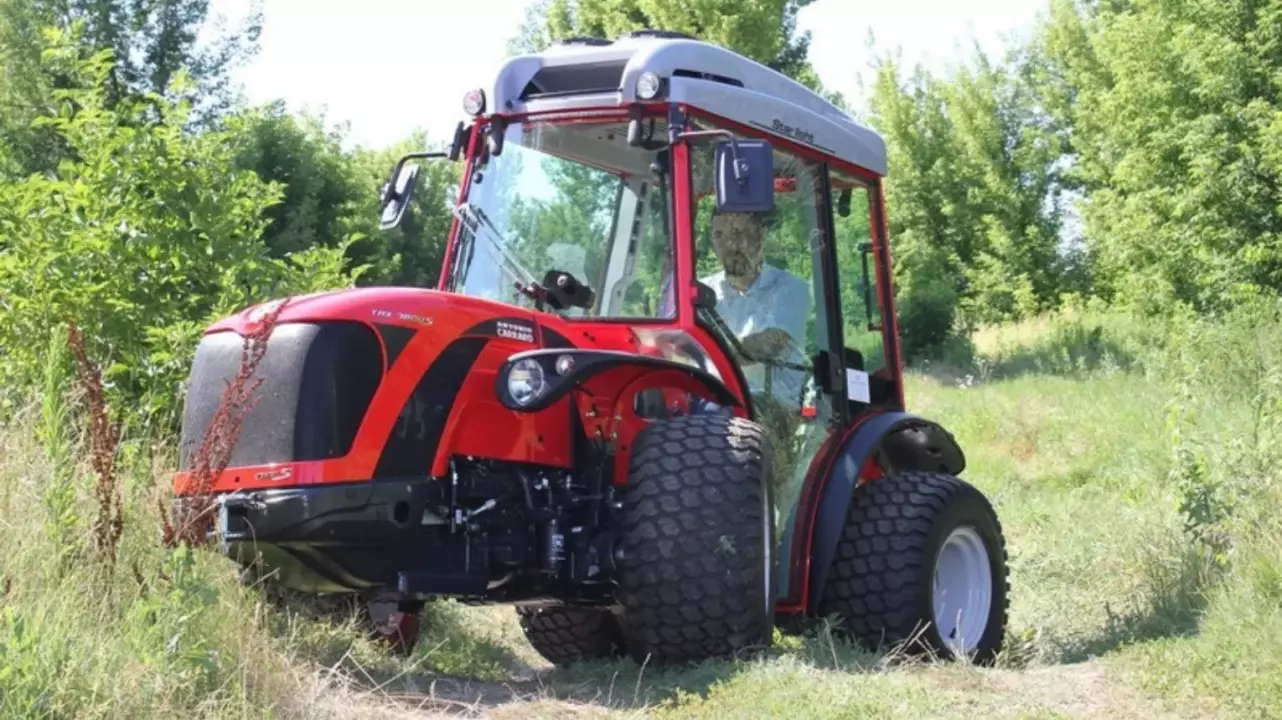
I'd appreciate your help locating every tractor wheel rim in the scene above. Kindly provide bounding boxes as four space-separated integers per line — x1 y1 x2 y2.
931 525 992 655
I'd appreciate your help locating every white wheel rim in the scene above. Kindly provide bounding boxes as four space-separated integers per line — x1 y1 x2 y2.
931 526 992 655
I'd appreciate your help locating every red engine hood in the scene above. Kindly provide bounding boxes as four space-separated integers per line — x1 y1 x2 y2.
208 287 667 355
208 287 542 336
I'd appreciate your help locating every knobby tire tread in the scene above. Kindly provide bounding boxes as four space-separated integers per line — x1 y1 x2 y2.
617 413 773 666
818 470 1009 661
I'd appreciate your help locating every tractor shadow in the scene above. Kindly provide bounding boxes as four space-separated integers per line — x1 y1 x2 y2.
915 322 1141 387
347 651 773 716
353 620 887 717
1000 543 1217 670
324 536 1216 715
1061 548 1214 664
345 583 1212 718
531 628 885 711
299 602 547 716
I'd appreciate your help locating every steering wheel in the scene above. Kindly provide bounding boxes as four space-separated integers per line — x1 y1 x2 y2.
540 268 595 311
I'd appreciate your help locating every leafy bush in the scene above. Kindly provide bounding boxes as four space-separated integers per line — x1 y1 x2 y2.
890 239 961 362
1119 298 1282 716
0 39 357 427
1157 298 1282 559
897 280 959 362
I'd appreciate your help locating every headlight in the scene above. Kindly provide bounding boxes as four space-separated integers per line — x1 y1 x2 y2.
636 71 662 100
507 358 547 406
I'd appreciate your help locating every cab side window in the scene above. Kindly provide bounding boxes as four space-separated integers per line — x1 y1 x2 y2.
829 172 887 377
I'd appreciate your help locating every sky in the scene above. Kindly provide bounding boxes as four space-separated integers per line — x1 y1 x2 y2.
205 0 1047 150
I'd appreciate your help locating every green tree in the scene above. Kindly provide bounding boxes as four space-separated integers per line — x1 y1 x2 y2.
224 104 463 290
942 47 1068 322
1036 0 1282 313
863 58 971 356
0 0 259 175
11 0 258 112
863 40 1072 356
231 104 362 259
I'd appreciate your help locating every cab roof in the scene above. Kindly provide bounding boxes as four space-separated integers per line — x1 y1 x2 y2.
489 31 888 177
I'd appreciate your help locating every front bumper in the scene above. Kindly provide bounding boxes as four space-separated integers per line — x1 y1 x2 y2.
174 478 457 594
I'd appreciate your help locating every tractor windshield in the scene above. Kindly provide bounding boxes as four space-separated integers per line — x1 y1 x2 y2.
447 116 676 320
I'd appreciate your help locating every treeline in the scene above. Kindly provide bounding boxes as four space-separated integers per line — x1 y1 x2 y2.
868 0 1282 357
0 1 460 424
3 0 1281 422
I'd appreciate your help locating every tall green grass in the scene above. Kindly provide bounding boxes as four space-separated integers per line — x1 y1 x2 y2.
1 300 1280 717
0 346 450 718
0 376 316 718
1120 301 1282 719
917 299 1282 716
0 351 562 718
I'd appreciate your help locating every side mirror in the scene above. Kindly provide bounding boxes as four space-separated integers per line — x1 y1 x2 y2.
379 163 420 230
836 188 852 217
713 138 774 214
448 121 470 162
378 150 449 231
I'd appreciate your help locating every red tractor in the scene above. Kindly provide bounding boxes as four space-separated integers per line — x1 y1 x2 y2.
172 30 1009 666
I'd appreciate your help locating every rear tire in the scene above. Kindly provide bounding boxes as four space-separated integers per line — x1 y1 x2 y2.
817 470 1008 664
617 413 775 666
516 605 624 666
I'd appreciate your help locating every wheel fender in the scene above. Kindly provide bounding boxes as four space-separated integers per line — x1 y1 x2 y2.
494 349 742 413
805 411 966 615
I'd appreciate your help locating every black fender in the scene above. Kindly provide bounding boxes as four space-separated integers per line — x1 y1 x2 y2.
494 349 742 412
805 411 966 615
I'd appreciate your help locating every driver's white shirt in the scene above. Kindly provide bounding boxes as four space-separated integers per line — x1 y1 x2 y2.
700 264 810 407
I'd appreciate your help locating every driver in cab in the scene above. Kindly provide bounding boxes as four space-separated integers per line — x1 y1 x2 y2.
700 210 810 408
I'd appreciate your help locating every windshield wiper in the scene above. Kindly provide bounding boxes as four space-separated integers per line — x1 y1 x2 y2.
451 203 549 304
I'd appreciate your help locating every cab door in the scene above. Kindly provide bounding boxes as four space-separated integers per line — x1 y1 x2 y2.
758 165 899 607
683 116 858 603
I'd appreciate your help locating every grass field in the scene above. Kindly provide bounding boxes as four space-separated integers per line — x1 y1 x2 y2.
2 305 1280 718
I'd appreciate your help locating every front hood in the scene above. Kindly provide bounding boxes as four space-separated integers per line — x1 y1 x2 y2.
205 287 715 365
206 287 543 337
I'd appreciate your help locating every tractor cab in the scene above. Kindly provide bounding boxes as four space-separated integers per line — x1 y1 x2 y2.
382 30 907 605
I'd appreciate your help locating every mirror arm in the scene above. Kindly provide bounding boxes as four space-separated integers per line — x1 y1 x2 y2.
488 116 507 156
675 129 748 184
381 151 448 204
389 150 448 179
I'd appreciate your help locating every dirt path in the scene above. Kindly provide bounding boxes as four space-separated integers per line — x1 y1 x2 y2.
304 655 1198 720
929 661 1193 719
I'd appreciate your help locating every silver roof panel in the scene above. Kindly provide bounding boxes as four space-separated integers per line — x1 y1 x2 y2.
490 36 887 176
